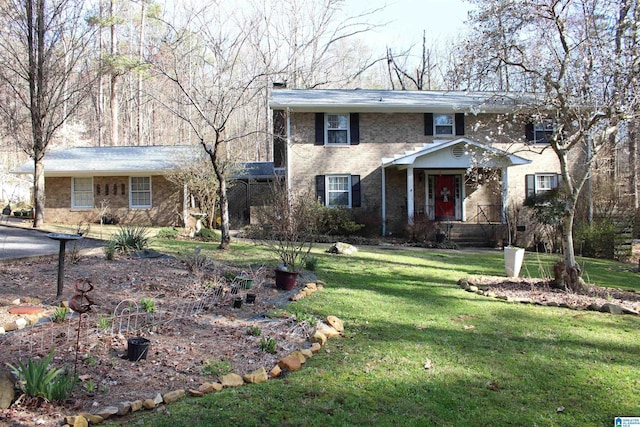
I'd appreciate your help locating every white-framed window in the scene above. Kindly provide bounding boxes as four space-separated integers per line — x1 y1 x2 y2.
130 176 152 208
325 114 349 145
535 174 556 192
72 177 94 209
525 173 560 197
434 114 454 135
326 175 351 207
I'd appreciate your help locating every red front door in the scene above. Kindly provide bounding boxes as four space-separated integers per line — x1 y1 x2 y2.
435 175 455 219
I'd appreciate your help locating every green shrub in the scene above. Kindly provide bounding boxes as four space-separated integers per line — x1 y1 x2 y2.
575 220 616 259
195 227 217 242
7 350 77 401
305 255 319 272
316 206 364 236
156 227 180 239
111 225 150 254
293 311 317 325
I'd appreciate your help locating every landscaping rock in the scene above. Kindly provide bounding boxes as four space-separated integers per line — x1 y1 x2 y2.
315 322 340 338
467 285 479 292
220 373 244 387
278 355 302 372
310 343 322 353
326 315 344 332
243 368 268 384
94 406 118 420
116 401 132 416
0 369 15 409
188 389 204 397
290 351 306 364
163 389 185 404
14 318 27 330
67 415 88 427
130 400 143 412
78 413 103 424
310 330 327 346
8 306 44 315
142 399 156 410
197 382 222 394
622 306 639 315
600 303 623 314
326 242 358 255
269 365 282 378
300 348 313 359
153 393 164 405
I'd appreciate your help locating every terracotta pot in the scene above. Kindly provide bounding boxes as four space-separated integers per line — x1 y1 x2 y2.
274 269 298 291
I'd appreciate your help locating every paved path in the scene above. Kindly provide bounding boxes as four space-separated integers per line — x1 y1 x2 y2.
0 222 103 261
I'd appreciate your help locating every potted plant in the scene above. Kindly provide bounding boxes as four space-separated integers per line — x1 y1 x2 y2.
253 184 320 291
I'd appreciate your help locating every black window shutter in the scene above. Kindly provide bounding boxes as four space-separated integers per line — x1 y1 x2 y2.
525 123 534 142
455 113 465 135
424 113 433 136
525 174 535 197
316 175 326 205
315 113 324 145
350 113 360 145
351 175 361 207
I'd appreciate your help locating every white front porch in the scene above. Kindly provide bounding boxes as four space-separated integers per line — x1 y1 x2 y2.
381 138 531 236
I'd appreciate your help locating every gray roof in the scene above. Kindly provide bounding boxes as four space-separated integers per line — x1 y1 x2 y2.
269 89 533 113
233 162 283 180
11 145 198 177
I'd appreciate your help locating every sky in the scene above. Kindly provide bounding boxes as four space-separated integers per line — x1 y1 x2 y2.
345 0 472 51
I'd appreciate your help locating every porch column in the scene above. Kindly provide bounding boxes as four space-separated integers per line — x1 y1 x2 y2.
501 167 509 223
381 165 387 236
407 166 414 224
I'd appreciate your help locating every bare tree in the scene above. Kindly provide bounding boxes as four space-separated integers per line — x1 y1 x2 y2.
0 0 97 227
457 0 640 290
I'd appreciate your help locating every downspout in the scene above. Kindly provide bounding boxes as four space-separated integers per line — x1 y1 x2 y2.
183 183 189 228
501 166 509 223
381 164 386 236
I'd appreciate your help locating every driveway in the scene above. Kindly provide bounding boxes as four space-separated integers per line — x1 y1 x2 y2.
0 223 103 260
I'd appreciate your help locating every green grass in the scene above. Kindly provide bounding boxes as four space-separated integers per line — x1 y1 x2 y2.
111 239 640 426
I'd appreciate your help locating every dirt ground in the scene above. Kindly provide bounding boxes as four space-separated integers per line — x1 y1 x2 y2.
0 251 314 426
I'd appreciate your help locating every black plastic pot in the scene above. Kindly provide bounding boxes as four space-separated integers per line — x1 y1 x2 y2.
233 297 243 308
127 337 150 361
245 293 256 304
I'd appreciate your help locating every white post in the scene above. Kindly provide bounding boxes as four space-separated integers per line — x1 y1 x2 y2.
501 167 509 223
407 166 414 224
381 165 386 236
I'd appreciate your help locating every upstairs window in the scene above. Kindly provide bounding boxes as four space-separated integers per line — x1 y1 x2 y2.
526 120 555 144
130 176 152 208
326 114 349 145
315 113 360 145
434 114 454 135
72 177 93 209
424 113 465 136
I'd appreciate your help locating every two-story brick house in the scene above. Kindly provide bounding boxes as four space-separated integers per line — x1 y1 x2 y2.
270 89 561 244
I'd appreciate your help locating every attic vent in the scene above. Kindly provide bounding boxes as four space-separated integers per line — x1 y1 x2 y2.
451 145 465 158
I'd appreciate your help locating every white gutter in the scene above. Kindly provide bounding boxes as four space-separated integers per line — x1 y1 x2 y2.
286 107 292 193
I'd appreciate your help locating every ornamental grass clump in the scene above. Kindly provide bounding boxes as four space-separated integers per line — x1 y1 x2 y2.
110 225 150 254
7 350 77 402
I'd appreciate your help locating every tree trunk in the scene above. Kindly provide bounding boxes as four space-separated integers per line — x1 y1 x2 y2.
215 167 231 250
110 0 118 146
33 158 45 227
561 206 588 293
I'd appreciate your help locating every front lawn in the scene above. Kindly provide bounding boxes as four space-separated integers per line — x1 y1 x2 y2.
124 241 640 426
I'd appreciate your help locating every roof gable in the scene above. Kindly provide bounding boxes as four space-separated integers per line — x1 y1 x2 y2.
382 138 531 169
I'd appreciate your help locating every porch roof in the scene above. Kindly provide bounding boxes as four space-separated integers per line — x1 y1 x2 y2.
381 138 531 169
